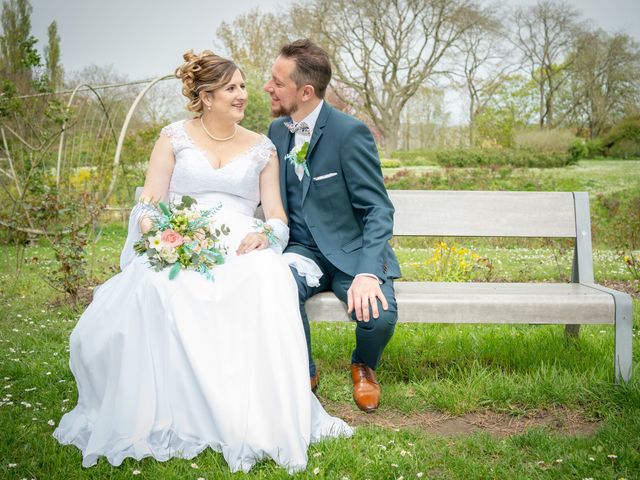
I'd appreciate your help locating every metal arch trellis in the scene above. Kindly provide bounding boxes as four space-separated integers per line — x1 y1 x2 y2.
55 83 119 186
105 73 174 204
0 74 177 235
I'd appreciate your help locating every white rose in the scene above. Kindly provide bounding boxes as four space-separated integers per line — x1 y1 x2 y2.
160 246 178 263
185 209 200 221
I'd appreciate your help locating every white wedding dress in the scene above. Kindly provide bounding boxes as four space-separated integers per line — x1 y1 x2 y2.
53 120 353 473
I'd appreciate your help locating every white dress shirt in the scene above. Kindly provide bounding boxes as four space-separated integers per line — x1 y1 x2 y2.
293 100 323 147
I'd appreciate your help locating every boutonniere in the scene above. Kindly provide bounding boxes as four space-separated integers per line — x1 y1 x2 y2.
285 141 309 181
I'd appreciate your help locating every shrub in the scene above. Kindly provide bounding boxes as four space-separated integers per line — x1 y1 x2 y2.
603 116 640 158
592 189 640 275
623 253 640 280
592 189 640 250
383 167 547 191
569 139 588 160
514 128 577 152
607 139 640 159
434 148 574 168
50 227 89 306
389 149 439 166
426 241 493 282
390 148 574 168
380 158 402 168
585 138 605 158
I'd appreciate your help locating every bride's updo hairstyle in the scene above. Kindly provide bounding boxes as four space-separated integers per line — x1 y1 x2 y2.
175 50 244 114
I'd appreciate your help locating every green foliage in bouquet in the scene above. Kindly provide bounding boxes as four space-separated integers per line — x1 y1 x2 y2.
133 196 230 280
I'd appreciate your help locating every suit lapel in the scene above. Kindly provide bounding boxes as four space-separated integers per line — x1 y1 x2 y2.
302 103 331 203
276 119 293 215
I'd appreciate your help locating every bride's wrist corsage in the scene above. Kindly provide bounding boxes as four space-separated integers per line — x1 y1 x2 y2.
253 219 290 255
285 141 309 181
254 220 278 246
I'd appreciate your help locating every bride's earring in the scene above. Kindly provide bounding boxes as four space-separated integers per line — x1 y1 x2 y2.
207 105 211 111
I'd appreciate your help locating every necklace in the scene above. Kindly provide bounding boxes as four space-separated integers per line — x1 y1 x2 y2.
200 117 237 142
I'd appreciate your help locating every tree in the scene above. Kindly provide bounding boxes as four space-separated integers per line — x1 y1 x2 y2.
474 73 538 146
566 30 640 138
302 0 482 152
216 8 290 79
511 0 585 129
399 86 450 149
455 7 514 145
44 20 63 90
241 71 273 133
0 0 39 88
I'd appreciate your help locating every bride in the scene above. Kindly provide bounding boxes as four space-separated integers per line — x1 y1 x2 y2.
53 50 352 474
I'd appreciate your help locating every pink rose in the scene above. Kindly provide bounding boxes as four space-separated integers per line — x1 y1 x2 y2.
161 229 184 248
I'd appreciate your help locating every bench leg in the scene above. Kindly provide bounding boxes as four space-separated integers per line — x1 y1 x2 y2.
614 293 633 384
565 324 580 338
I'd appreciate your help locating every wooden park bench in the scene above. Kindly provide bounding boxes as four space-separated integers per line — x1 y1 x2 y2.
303 190 633 384
133 188 633 383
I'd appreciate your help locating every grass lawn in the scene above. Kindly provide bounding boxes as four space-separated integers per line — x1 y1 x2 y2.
1 159 639 479
382 159 640 194
1 222 638 480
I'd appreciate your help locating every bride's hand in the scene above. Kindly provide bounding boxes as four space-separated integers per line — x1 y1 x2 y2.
236 232 269 255
139 216 154 234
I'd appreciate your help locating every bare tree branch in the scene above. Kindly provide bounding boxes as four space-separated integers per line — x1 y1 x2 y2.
307 0 481 151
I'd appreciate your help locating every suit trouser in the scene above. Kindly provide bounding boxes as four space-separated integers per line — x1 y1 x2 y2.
286 244 398 378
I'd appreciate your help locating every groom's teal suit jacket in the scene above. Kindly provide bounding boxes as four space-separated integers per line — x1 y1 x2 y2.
267 102 401 281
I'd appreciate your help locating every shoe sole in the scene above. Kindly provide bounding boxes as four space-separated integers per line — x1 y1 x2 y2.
353 396 379 413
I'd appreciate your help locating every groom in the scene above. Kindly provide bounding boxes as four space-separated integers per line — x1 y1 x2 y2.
264 39 401 412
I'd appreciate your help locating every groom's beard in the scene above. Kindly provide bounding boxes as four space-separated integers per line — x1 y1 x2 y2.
271 102 298 118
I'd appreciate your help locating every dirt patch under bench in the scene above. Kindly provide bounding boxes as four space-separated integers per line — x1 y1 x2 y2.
322 401 601 438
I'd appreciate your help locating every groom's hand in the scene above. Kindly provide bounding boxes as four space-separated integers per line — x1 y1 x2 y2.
347 276 389 322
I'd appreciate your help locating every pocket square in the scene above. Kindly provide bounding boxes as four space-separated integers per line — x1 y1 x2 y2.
313 172 338 181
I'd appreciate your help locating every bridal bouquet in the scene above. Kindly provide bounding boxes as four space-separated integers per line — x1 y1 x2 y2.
133 196 229 280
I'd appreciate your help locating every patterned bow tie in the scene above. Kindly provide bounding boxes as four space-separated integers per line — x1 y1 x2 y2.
284 120 311 136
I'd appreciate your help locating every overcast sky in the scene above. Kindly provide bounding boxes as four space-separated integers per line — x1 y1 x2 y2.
29 0 640 80
26 0 640 124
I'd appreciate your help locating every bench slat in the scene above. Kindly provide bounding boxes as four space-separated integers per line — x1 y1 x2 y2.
389 191 577 237
305 282 614 324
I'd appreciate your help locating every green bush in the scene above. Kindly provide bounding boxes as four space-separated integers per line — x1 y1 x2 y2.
380 158 401 168
608 139 640 159
434 148 574 168
585 138 605 158
383 166 546 191
389 149 439 165
603 116 640 158
390 148 574 168
592 189 640 249
569 139 588 160
514 128 577 152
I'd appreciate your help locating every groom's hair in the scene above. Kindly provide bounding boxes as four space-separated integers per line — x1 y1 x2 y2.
279 39 332 99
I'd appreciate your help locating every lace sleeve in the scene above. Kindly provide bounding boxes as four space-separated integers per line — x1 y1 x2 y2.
160 120 190 154
255 136 277 172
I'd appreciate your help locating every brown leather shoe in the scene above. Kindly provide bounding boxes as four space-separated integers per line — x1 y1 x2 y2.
310 371 320 393
351 363 380 412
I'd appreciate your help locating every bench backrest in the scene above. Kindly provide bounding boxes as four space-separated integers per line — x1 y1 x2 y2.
389 190 576 237
388 190 594 284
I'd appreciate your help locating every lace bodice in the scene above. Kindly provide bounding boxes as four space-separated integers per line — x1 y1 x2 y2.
160 120 275 216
